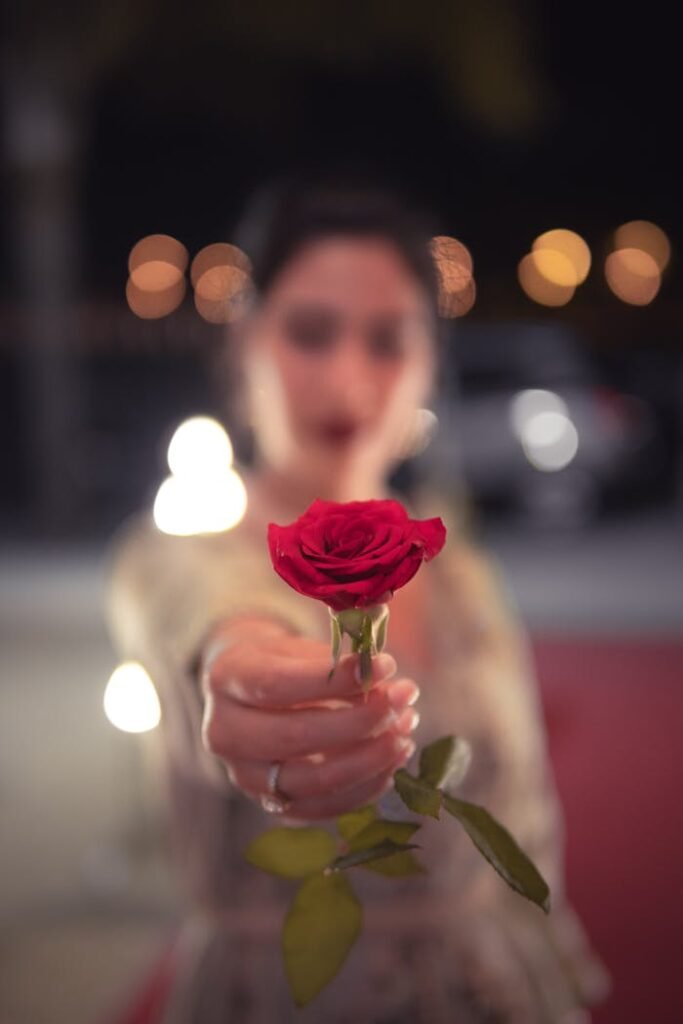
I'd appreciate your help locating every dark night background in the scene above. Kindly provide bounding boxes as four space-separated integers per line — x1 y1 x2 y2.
1 3 681 1023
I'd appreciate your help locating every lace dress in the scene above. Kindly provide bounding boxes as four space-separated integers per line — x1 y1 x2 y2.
104 479 610 1024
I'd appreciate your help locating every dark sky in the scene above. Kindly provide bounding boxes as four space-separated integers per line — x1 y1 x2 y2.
2 0 679 330
76 1 679 290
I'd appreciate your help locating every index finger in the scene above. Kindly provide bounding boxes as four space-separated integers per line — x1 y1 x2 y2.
207 647 397 708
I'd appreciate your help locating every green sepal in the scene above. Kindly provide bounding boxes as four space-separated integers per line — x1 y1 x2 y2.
442 794 551 913
335 608 367 641
374 608 389 652
359 647 373 691
327 614 343 682
282 873 362 1006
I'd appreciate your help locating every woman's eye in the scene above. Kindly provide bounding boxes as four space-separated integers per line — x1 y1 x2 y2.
283 314 336 352
368 326 405 360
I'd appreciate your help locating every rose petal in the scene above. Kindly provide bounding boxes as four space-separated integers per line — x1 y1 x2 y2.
267 501 446 610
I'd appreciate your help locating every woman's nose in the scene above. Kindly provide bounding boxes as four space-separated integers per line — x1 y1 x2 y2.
324 336 377 409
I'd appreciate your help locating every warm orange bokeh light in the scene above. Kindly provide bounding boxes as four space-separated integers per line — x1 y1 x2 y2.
126 276 186 319
128 235 188 291
532 229 591 285
613 220 670 272
195 264 250 303
430 235 475 318
190 244 252 288
439 277 476 318
530 248 577 287
605 248 661 305
518 253 575 306
194 266 252 324
190 244 253 324
430 235 473 274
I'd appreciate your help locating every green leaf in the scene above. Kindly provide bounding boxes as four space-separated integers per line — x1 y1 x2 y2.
352 822 425 877
419 736 472 790
243 827 337 879
393 768 442 819
336 804 377 841
442 795 551 913
346 818 424 876
348 818 420 850
282 873 362 1006
329 838 420 872
362 847 426 877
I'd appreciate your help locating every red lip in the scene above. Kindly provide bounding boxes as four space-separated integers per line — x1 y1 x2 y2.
315 420 361 445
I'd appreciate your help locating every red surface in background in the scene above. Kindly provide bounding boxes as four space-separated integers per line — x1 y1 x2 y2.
115 636 683 1024
532 637 683 1024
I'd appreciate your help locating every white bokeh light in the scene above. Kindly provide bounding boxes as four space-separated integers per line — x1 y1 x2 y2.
519 410 579 471
509 389 568 439
103 662 161 734
167 416 233 479
153 468 247 536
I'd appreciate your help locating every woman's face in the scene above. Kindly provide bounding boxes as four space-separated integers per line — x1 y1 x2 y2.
243 235 436 489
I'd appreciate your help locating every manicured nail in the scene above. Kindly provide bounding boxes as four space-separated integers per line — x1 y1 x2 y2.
387 679 420 710
395 736 416 759
374 653 397 679
394 707 420 735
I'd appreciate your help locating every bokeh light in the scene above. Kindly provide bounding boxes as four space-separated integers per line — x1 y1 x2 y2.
438 277 476 318
194 267 252 323
103 662 161 734
532 229 591 285
430 235 475 318
511 390 579 471
530 248 577 287
403 408 439 457
510 389 568 438
167 416 234 479
126 276 186 319
605 248 661 306
128 234 189 290
613 220 670 272
190 243 251 286
155 417 246 535
153 469 247 535
519 410 579 472
191 244 253 324
518 253 575 306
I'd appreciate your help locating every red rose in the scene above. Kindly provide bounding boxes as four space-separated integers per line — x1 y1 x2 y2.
267 498 446 612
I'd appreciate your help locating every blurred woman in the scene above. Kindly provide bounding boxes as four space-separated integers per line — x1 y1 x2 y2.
106 176 609 1023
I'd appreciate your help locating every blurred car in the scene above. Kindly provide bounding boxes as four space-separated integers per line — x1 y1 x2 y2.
421 322 663 526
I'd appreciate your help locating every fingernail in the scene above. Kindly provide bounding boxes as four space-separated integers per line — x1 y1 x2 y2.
374 653 397 680
394 707 420 735
387 679 420 710
394 736 416 759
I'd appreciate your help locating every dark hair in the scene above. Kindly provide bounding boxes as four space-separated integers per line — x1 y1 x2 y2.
234 170 441 326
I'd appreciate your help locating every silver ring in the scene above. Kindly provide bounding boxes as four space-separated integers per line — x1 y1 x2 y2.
260 761 292 814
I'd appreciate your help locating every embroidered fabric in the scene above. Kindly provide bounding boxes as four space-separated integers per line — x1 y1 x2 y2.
104 480 610 1023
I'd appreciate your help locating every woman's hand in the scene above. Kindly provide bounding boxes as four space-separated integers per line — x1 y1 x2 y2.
200 615 419 821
